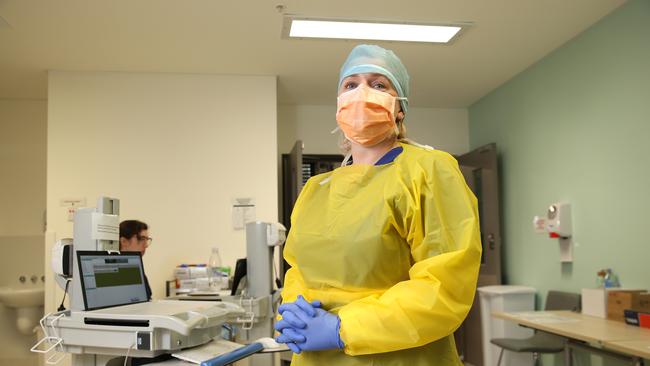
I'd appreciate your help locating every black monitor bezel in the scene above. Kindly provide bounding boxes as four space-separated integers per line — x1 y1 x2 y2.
76 250 149 311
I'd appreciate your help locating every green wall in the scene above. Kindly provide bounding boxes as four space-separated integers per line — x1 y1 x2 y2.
469 0 650 363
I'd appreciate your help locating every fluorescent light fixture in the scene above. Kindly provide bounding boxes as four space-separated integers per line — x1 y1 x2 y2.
284 17 466 44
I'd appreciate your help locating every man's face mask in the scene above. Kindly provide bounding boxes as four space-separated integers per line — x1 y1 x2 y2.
336 84 405 147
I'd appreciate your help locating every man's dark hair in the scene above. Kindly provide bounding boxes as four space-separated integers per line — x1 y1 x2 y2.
119 220 148 240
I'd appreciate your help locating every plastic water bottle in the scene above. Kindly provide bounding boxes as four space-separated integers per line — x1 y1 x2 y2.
208 247 223 290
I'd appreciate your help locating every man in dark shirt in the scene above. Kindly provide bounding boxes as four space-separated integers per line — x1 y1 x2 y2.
120 220 169 365
119 220 153 301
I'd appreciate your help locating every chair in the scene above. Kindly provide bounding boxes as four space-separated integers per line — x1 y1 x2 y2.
490 290 581 366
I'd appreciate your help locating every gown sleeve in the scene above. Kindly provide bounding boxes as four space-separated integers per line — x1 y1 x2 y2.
279 178 314 307
337 152 482 355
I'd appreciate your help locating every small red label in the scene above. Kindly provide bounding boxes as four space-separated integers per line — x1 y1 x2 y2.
549 232 560 238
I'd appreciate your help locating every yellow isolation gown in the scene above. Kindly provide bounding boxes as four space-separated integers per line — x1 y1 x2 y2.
282 142 482 365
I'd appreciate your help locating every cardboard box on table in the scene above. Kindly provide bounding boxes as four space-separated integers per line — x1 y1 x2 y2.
581 288 646 319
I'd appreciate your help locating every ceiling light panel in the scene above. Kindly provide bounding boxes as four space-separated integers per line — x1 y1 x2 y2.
284 17 467 44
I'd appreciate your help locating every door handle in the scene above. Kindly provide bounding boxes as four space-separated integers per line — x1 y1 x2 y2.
487 233 496 250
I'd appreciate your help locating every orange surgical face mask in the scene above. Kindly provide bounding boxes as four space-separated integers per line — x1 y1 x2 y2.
336 84 406 147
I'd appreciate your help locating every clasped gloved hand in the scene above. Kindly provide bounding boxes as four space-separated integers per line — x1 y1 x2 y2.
274 295 344 354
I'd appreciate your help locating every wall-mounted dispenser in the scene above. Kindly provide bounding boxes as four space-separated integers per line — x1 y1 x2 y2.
533 202 573 262
545 202 571 239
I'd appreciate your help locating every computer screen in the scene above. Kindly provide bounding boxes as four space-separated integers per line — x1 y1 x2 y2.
77 251 149 310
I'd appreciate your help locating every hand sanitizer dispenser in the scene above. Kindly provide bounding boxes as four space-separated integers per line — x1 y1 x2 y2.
533 202 573 262
545 202 571 239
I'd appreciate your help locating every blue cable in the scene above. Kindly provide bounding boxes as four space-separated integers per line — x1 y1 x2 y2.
200 343 264 366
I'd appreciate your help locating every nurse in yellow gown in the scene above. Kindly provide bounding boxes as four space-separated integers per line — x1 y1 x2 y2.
275 44 482 366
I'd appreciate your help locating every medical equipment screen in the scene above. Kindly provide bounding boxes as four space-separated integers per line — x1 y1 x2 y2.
77 251 149 310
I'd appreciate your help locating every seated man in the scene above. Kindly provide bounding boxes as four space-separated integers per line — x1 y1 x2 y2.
119 220 153 301
120 220 169 366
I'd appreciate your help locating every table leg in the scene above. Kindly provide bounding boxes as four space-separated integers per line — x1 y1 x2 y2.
564 342 573 366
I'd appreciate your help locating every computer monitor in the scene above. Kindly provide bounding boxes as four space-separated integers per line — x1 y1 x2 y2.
76 251 149 310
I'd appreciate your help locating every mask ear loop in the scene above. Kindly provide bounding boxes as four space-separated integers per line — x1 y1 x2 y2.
330 126 353 167
394 96 408 135
341 153 352 167
392 96 434 150
401 138 434 151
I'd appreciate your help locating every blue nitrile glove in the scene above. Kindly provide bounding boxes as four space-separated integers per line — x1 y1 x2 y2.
277 295 322 319
275 295 321 353
278 307 344 352
277 328 304 353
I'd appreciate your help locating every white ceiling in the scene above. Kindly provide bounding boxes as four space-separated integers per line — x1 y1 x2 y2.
0 0 626 108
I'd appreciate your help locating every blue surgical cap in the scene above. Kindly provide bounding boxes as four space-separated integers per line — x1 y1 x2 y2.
338 44 410 114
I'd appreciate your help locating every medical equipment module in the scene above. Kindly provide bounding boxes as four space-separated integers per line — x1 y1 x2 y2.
34 197 257 366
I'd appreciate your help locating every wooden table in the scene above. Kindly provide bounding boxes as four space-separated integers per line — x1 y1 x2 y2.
492 311 650 365
606 340 650 360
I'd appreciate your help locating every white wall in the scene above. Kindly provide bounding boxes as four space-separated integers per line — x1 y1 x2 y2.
402 107 469 155
0 100 47 237
277 104 469 156
0 99 47 366
46 72 278 316
277 105 340 155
